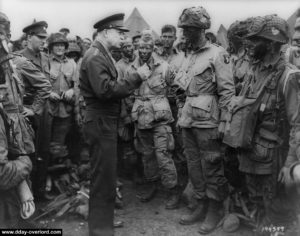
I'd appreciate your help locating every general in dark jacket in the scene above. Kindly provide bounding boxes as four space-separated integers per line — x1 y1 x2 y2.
79 13 144 236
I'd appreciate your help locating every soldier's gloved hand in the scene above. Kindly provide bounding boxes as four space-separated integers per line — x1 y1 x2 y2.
137 63 151 80
49 92 60 102
22 107 34 117
62 89 74 103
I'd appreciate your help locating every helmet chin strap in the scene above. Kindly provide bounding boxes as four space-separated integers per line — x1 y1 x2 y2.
0 36 9 54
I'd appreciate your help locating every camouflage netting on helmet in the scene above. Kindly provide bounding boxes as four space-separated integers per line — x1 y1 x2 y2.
178 6 211 29
227 18 255 42
48 32 69 48
246 15 289 44
0 12 10 35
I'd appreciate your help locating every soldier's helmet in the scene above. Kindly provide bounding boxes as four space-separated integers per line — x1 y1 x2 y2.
227 18 254 42
48 32 69 49
246 15 289 44
67 42 81 54
295 18 300 31
0 12 10 36
178 6 211 29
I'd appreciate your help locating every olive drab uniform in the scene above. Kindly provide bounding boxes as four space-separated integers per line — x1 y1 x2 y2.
116 55 138 176
0 107 32 228
176 41 235 201
19 47 52 197
0 53 50 156
233 54 300 225
156 48 186 163
48 55 76 160
129 56 178 189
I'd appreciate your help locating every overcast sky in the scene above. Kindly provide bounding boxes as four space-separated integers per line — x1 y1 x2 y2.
1 0 299 40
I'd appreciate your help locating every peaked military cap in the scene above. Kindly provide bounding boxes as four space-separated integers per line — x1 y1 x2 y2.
23 21 48 37
93 13 129 32
59 28 70 33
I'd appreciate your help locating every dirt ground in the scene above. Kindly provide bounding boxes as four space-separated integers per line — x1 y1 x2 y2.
37 180 254 236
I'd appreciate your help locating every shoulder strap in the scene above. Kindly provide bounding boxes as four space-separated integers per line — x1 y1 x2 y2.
0 107 10 142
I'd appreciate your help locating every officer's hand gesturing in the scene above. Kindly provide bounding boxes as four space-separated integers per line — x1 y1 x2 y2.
49 92 60 102
62 89 74 103
22 107 34 117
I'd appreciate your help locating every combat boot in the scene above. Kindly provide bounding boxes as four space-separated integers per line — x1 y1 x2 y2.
165 186 180 210
137 181 157 202
198 199 224 234
179 199 208 225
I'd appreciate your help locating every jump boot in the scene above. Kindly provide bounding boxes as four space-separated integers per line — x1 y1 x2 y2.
198 199 224 234
165 186 180 210
179 199 208 225
137 181 158 202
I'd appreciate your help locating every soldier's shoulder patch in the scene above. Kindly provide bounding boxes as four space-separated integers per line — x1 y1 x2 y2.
223 54 230 64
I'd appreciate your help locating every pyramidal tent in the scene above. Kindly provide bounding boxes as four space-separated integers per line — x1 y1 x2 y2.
125 7 159 39
287 8 300 38
216 24 228 49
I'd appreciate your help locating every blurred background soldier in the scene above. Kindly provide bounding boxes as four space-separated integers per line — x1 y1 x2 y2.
45 32 76 197
132 32 141 51
59 27 70 38
157 24 187 186
129 37 180 209
286 12 300 68
176 7 235 234
81 37 92 56
79 13 144 235
20 20 50 79
227 18 253 94
225 15 300 231
19 20 53 198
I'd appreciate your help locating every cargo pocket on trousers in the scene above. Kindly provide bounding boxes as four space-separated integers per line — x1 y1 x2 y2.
165 126 175 151
250 142 271 163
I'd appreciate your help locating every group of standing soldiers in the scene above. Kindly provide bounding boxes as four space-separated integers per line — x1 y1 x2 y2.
1 4 300 236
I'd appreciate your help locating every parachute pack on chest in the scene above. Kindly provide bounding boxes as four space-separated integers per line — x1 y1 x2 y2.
223 60 287 149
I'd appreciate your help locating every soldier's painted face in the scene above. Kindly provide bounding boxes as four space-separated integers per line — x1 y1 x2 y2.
161 31 176 49
138 42 153 63
106 28 126 49
182 27 203 46
52 43 66 57
28 34 47 53
83 39 91 49
122 40 134 58
246 37 268 60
